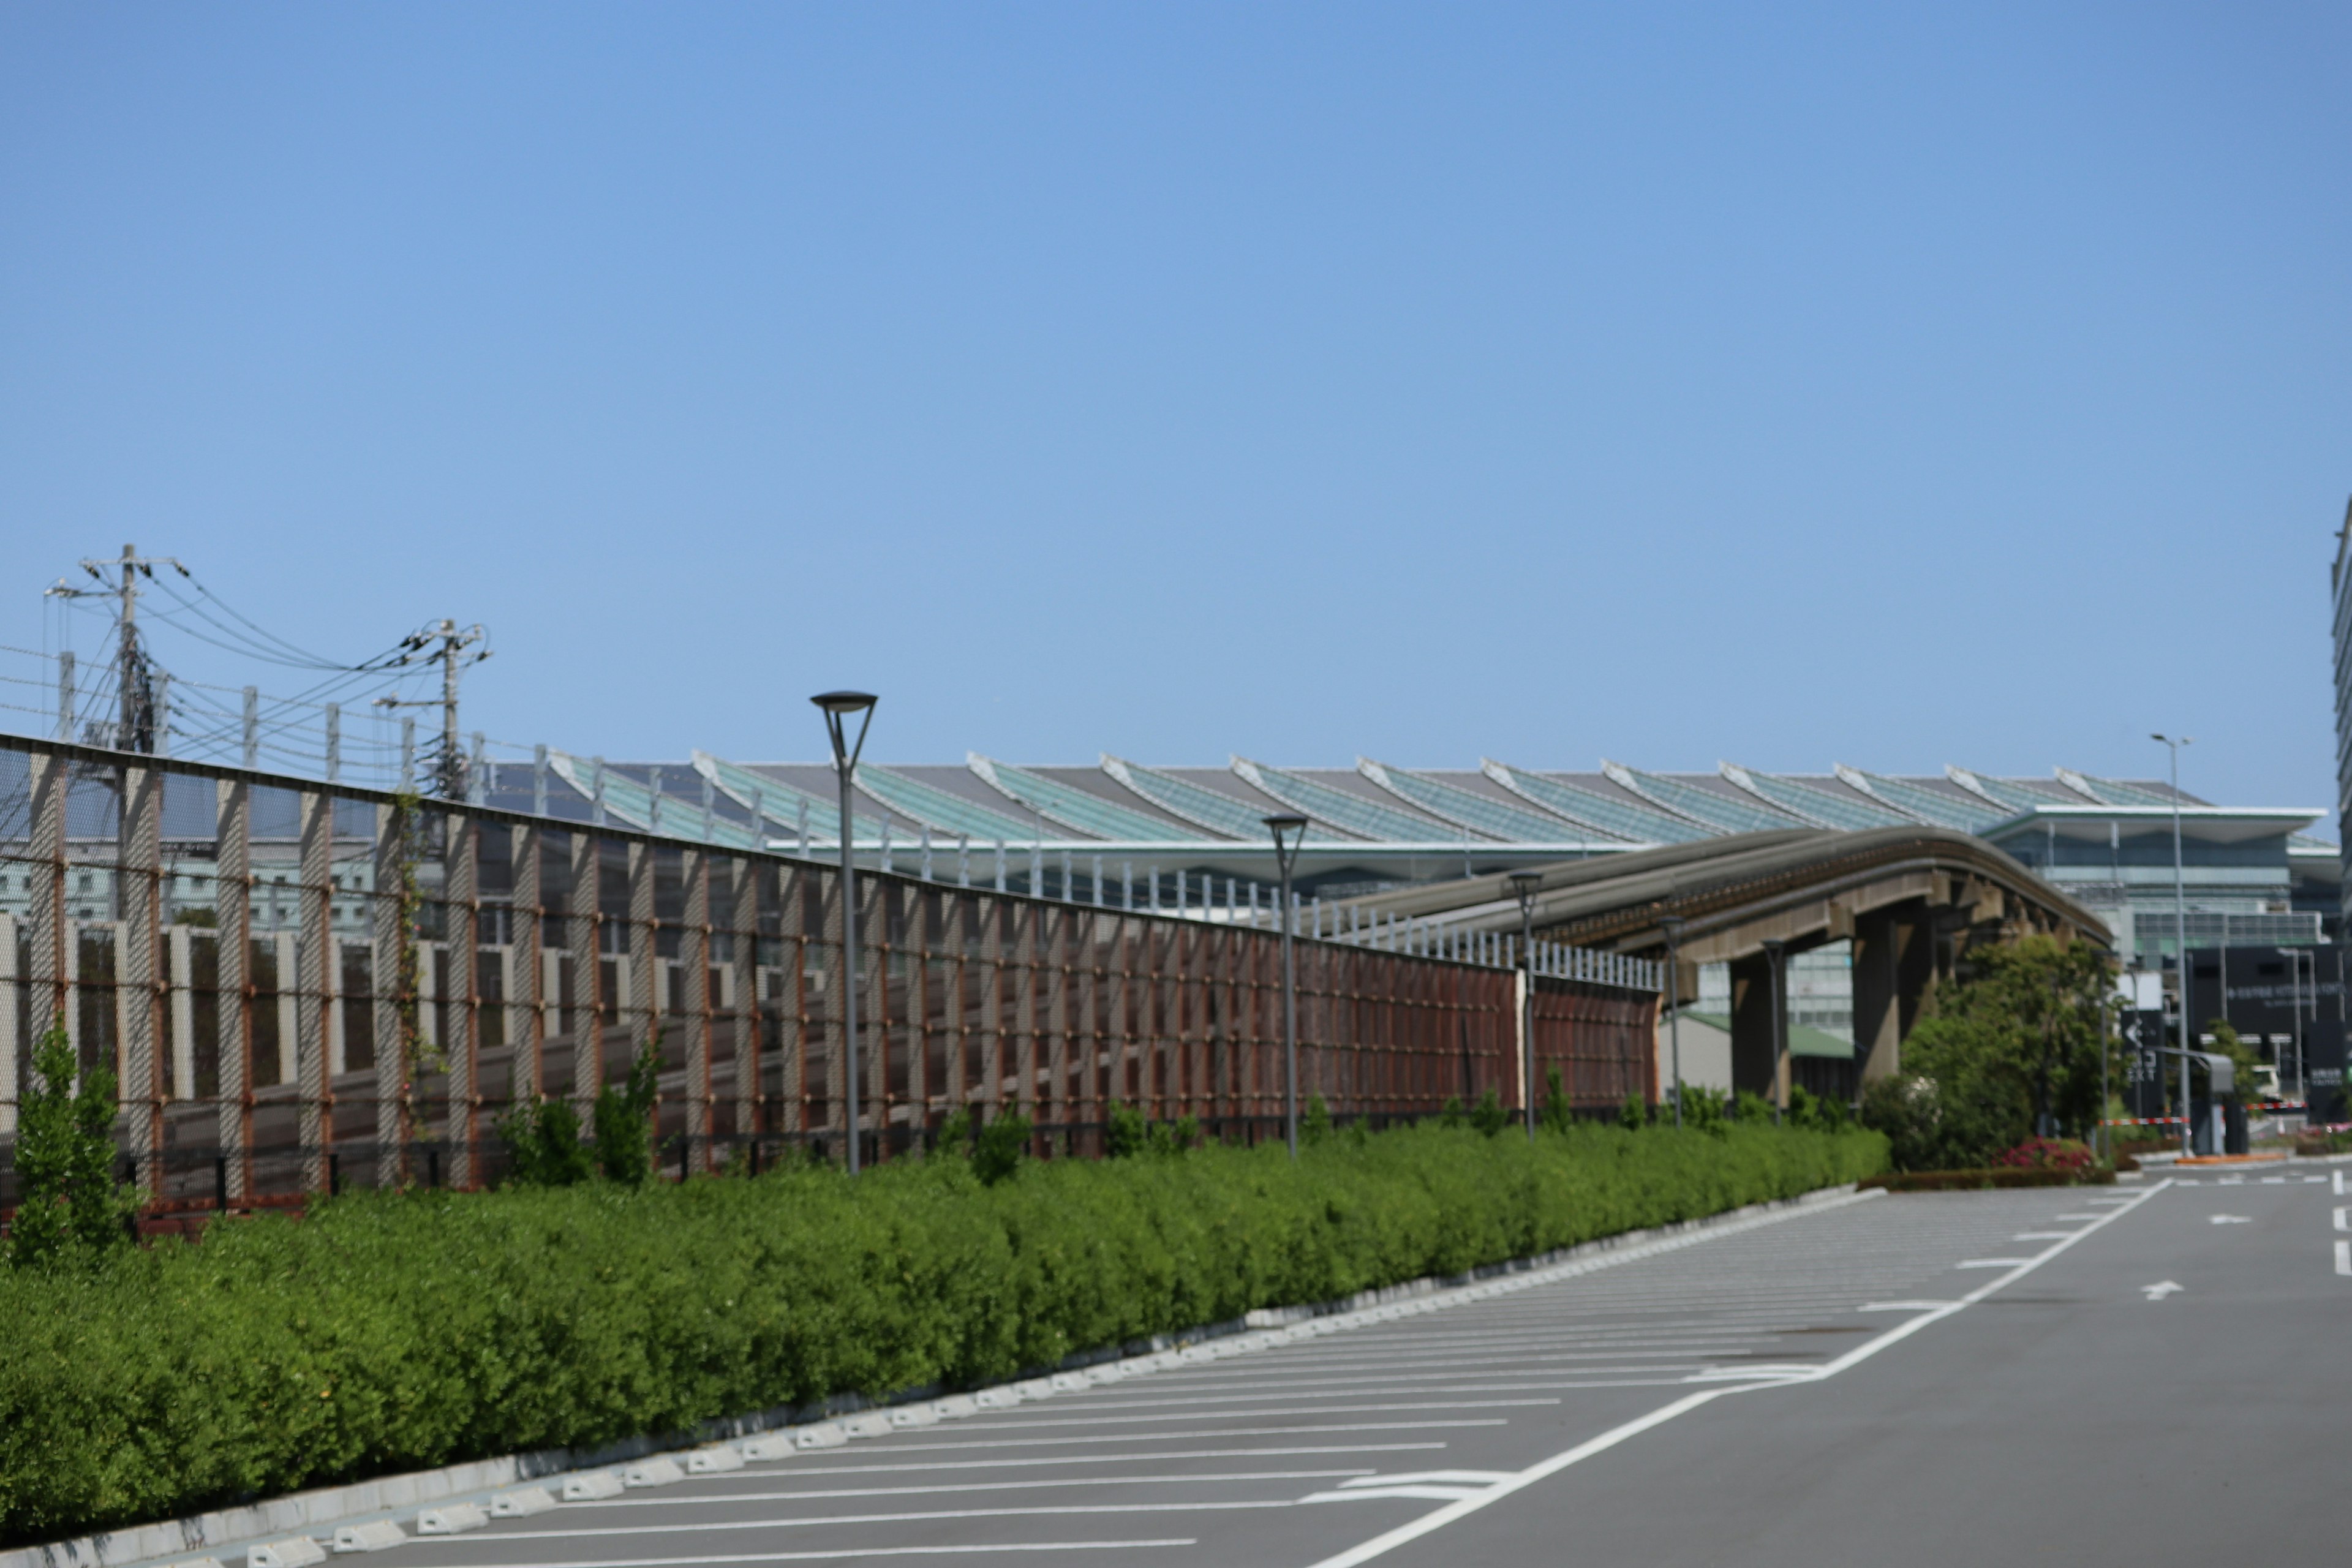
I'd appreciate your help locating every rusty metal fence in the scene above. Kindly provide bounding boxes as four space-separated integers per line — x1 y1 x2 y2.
0 735 1660 1212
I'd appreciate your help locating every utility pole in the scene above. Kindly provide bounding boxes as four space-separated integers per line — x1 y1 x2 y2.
376 619 489 799
47 543 183 752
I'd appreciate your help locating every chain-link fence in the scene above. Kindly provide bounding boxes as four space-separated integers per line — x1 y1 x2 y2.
0 733 1660 1215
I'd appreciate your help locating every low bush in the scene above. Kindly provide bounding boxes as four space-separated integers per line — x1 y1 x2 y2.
1860 1165 2117 1193
1992 1137 2097 1174
0 1120 1883 1546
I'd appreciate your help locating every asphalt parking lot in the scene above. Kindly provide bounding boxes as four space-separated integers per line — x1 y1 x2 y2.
216 1165 2349 1568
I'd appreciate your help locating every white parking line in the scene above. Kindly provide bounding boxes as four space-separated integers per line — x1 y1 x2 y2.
417 1501 1295 1542
1302 1178 2171 1567
2334 1207 2348 1232
416 1544 1196 1566
768 1444 1450 1476
2335 1240 2350 1276
570 1471 1373 1506
915 1400 1559 1431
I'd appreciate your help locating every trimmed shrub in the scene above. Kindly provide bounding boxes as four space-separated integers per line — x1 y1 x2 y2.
0 1120 1883 1546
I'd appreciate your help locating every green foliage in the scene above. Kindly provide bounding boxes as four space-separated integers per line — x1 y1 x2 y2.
492 1099 595 1189
1732 1090 1777 1125
1786 1085 1849 1133
1301 1093 1333 1145
1104 1101 1148 1159
1863 936 2115 1170
4 1016 136 1269
971 1107 1033 1186
2198 1020 2262 1109
1436 1095 1466 1129
935 1104 977 1156
1618 1092 1648 1132
1468 1087 1509 1137
0 1118 1885 1545
590 1039 661 1186
1540 1066 1574 1135
1147 1117 1201 1157
1673 1082 1727 1136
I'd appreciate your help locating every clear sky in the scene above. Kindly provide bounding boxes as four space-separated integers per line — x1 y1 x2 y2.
2 3 2345 815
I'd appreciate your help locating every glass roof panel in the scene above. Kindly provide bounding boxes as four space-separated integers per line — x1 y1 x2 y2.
546 751 765 849
692 752 891 843
1841 768 2003 831
1483 761 1713 843
1948 767 2068 815
971 756 1214 841
1611 764 1804 833
855 764 1045 842
1235 758 1474 842
2073 772 2190 809
1104 756 1351 842
1734 767 1909 831
1362 761 1633 845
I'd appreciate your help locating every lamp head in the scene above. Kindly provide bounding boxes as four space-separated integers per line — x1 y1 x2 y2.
1658 914 1685 938
812 691 878 715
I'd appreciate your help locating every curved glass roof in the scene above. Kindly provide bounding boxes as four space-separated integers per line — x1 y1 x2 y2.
2064 770 2185 809
1947 766 2069 815
1234 757 1474 842
692 751 891 844
1605 762 1803 834
1835 765 2003 831
970 755 1211 841
1722 764 1908 831
1360 760 1631 845
548 750 765 849
1480 760 1709 843
855 764 1042 843
1102 755 1351 842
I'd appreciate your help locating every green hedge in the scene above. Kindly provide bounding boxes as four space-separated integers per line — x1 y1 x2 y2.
0 1121 1884 1545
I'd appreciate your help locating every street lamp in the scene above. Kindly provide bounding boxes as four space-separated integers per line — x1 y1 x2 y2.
1507 870 1543 1140
813 691 878 1174
1264 814 1309 1157
1761 938 1787 1125
2153 733 2193 1155
1659 914 1686 1130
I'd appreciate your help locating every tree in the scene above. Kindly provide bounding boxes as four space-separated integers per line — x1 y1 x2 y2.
1862 935 2114 1169
590 1036 662 1185
7 1014 136 1267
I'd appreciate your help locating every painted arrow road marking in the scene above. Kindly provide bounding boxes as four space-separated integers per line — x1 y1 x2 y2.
2142 1281 2184 1300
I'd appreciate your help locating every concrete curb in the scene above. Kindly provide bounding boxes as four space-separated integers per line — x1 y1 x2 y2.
3 1180 1870 1568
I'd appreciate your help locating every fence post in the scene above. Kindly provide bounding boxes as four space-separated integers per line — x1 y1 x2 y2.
371 801 405 1186
446 815 479 1188
682 848 712 1172
121 762 164 1191
732 856 763 1152
296 790 333 1193
214 778 252 1202
568 831 604 1122
511 823 543 1105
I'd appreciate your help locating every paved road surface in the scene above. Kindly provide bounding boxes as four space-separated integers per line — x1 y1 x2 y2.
283 1168 2348 1568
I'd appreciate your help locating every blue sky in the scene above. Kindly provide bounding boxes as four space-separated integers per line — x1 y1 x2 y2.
2 3 2345 813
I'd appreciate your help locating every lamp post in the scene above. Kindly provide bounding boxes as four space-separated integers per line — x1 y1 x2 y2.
2153 733 2193 1155
1507 870 1543 1139
1264 815 1309 1157
813 691 878 1174
1659 914 1686 1130
1762 938 1787 1124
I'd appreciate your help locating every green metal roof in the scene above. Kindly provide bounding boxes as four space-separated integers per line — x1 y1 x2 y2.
549 751 765 850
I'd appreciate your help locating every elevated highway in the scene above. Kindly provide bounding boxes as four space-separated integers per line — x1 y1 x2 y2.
1332 826 2111 1102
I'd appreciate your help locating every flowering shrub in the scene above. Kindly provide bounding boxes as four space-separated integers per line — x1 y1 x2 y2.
1992 1136 2097 1172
